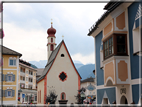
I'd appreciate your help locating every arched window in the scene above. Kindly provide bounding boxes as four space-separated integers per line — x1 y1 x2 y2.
61 92 66 100
61 54 64 57
50 45 53 51
51 38 53 42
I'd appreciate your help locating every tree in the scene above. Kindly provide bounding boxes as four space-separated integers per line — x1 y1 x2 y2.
45 89 58 104
75 93 82 104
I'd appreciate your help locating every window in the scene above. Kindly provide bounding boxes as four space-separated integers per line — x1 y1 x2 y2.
7 90 12 97
9 59 16 66
35 95 37 101
26 77 28 81
61 92 66 100
117 35 126 54
51 38 53 42
4 89 15 97
103 34 127 60
5 74 15 82
26 71 28 74
8 75 12 81
50 45 53 51
104 37 113 59
23 77 25 81
61 54 64 57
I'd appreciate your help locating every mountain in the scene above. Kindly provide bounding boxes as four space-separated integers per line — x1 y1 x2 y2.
29 60 95 80
29 60 47 68
29 60 84 69
77 64 95 80
30 64 38 69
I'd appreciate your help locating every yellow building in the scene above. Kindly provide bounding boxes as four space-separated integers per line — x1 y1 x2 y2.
0 46 22 105
18 59 37 104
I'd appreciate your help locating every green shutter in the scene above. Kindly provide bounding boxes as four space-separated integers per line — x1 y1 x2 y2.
5 74 7 81
12 74 15 81
4 90 7 97
12 90 15 97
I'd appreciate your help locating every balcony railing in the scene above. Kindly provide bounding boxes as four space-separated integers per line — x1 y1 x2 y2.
20 80 25 84
20 72 25 76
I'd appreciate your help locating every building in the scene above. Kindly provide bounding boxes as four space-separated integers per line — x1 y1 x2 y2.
18 59 37 104
37 22 81 104
88 1 142 105
0 46 22 105
80 77 96 101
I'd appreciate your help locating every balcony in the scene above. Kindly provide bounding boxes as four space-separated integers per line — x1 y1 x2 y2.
20 80 25 84
29 74 33 78
103 56 130 87
20 72 25 76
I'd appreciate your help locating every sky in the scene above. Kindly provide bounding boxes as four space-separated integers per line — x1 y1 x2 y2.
2 2 107 65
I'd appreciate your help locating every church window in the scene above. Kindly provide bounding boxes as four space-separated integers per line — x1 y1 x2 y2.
51 38 53 42
61 92 66 100
59 72 67 82
61 54 64 57
51 45 53 51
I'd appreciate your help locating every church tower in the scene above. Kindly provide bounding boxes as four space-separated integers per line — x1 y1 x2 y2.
47 22 56 60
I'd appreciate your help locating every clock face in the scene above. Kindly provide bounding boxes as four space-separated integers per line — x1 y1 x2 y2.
87 84 95 91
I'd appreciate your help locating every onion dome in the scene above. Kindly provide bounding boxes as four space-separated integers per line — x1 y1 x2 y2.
47 22 56 38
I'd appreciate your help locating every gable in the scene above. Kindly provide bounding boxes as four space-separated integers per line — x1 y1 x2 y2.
37 40 81 83
48 41 81 79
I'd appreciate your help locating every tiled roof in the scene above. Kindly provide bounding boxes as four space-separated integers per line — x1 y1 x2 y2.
81 77 94 83
2 45 22 57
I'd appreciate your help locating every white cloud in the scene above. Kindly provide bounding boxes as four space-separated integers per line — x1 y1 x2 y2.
71 53 95 65
3 22 48 61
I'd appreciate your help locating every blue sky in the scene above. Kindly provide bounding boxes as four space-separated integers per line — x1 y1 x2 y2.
3 2 107 64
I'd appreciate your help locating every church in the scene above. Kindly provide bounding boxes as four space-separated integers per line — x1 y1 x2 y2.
37 22 81 104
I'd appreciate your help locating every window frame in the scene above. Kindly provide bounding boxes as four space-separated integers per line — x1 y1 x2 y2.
103 34 128 60
103 35 114 60
7 90 12 97
7 74 13 82
9 57 17 67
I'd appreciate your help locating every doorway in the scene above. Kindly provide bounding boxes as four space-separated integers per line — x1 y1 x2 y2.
120 95 128 104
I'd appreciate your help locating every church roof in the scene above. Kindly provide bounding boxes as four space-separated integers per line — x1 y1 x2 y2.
37 40 81 83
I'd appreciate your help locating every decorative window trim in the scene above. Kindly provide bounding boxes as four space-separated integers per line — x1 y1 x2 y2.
61 92 66 100
7 90 12 98
59 71 67 82
9 57 17 67
5 73 15 82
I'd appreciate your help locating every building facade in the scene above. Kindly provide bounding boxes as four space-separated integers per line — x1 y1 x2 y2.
81 77 96 100
0 46 22 105
88 1 141 105
37 23 81 104
18 59 37 104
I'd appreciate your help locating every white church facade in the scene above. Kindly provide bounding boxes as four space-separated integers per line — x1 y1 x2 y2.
37 22 81 104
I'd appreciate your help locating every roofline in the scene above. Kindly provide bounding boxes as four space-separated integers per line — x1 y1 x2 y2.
88 1 123 36
2 45 22 57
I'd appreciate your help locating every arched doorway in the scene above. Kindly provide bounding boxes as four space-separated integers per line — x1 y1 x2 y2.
120 95 128 104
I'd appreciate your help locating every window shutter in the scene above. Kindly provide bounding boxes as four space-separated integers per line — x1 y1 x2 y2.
12 74 15 81
12 90 15 97
0 89 1 97
5 74 7 81
2 74 4 81
4 90 7 97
